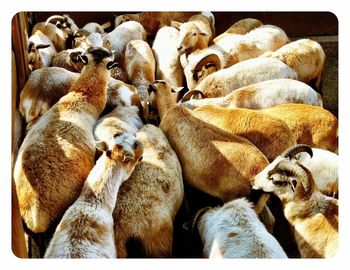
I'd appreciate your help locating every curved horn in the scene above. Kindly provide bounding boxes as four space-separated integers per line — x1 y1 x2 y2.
181 90 206 102
274 159 311 193
184 206 212 231
45 15 65 26
192 53 221 73
280 144 313 159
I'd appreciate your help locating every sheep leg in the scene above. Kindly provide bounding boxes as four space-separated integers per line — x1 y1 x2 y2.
254 193 270 214
142 222 173 258
259 205 275 234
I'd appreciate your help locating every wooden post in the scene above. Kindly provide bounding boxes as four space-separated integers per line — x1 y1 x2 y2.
11 12 30 258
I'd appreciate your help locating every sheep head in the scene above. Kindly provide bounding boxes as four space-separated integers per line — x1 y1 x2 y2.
78 46 118 70
172 21 208 54
96 133 143 181
252 144 314 203
27 41 51 71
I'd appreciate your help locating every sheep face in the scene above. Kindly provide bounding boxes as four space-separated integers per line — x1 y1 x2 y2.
96 133 144 180
72 29 91 48
79 47 117 70
27 41 51 71
252 144 314 202
175 22 207 54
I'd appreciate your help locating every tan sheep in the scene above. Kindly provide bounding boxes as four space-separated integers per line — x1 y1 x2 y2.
113 124 184 257
14 47 117 234
192 105 296 161
261 104 338 152
44 134 143 258
148 80 269 202
260 39 326 90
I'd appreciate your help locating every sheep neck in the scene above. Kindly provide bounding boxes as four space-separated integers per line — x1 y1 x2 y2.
70 65 109 112
156 91 177 120
80 153 126 213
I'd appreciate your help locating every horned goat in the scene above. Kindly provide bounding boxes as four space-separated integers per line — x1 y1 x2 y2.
196 58 297 97
252 144 338 258
180 79 323 110
261 104 338 152
192 105 296 161
148 80 269 202
14 47 117 234
196 198 287 258
44 134 143 258
27 33 57 71
113 124 184 257
260 39 326 90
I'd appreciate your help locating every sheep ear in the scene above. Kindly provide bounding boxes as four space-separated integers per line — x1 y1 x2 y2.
69 51 82 63
107 61 118 70
36 44 51 50
95 141 108 152
103 39 111 49
171 21 182 30
78 54 88 65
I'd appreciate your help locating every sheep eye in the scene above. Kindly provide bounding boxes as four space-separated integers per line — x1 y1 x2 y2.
192 33 197 36
272 180 287 186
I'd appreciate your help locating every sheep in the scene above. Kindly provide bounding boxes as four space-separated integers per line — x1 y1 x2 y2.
171 13 214 55
102 21 147 63
196 58 298 97
124 39 156 121
152 26 184 89
192 104 296 161
182 24 289 90
112 124 184 257
252 144 338 258
14 46 117 234
213 18 263 42
114 12 198 36
27 33 57 71
19 67 80 127
82 21 111 34
180 79 323 110
51 49 85 72
31 14 78 52
44 134 144 258
196 198 287 258
148 80 269 202
261 104 338 152
260 39 326 90
295 148 338 197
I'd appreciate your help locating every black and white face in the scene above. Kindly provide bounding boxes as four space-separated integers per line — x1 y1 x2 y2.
79 47 116 70
252 157 298 202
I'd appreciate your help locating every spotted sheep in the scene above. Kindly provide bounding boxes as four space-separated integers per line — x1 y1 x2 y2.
44 134 143 258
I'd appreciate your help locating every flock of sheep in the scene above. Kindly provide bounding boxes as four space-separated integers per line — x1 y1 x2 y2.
13 11 338 258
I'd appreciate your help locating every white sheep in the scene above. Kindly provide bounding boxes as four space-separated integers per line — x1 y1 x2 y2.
14 47 117 234
260 38 326 90
197 198 287 258
196 58 298 97
113 124 184 257
27 33 57 71
171 13 214 55
180 79 323 110
252 144 338 258
152 26 184 89
102 21 147 63
44 134 143 258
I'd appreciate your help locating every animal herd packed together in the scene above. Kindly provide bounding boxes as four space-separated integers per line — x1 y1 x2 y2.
13 11 338 258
